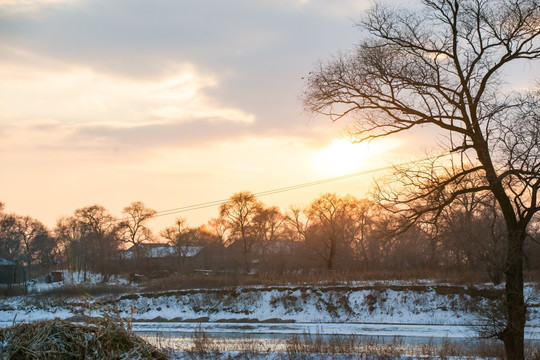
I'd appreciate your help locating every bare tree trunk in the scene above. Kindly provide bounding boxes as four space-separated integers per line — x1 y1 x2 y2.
501 229 526 360
243 237 251 274
326 257 333 272
478 147 527 360
327 240 335 272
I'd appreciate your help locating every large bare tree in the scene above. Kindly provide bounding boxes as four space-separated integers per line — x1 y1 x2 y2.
303 0 540 358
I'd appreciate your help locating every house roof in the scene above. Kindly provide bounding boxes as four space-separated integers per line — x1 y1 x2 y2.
180 246 203 257
226 240 301 254
0 257 15 266
124 243 175 258
124 243 203 259
127 243 169 251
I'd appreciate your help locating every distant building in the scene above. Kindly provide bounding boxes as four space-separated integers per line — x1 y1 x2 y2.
47 271 64 283
121 243 203 259
119 243 204 275
122 243 175 259
0 258 17 285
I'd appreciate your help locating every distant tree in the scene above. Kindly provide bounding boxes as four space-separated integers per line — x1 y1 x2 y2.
55 216 84 275
0 211 56 281
303 193 361 271
14 215 49 279
303 1 540 357
32 231 58 275
76 205 119 280
161 217 199 266
251 206 284 242
58 205 119 281
343 199 379 269
207 217 228 245
286 206 309 243
250 206 286 256
118 201 157 258
161 217 189 246
0 214 21 263
437 189 506 283
56 217 77 272
218 192 263 272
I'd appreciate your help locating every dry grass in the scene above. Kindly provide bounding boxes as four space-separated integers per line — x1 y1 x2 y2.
138 270 488 292
188 324 220 358
0 285 26 297
284 332 426 359
283 332 540 359
138 267 540 293
38 284 133 298
0 315 168 359
143 326 540 359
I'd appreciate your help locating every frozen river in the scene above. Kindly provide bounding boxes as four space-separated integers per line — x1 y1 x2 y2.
134 321 540 352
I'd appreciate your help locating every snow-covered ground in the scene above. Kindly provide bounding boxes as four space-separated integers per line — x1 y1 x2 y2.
23 270 132 293
1 274 539 345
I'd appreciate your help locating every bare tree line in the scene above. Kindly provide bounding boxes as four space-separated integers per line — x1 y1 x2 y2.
1 187 539 283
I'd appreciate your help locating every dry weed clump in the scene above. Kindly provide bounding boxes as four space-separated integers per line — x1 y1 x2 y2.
0 316 168 359
188 324 219 357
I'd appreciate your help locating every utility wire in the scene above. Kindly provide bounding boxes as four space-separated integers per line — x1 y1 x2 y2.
153 164 397 218
121 152 452 221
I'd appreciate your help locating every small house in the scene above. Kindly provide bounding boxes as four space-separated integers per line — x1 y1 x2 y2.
0 258 16 285
120 243 203 274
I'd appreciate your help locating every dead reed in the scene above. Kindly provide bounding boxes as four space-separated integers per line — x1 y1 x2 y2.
0 316 168 359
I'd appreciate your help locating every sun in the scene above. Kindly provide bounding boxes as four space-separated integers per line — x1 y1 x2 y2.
312 139 366 176
312 138 396 177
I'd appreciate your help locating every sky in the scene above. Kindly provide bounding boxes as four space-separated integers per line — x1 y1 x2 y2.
1 0 534 233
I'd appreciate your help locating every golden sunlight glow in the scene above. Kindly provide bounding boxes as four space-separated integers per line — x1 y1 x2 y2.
0 0 78 14
312 138 398 177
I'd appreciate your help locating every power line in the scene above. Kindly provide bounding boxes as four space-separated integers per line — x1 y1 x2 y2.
153 163 397 218
115 152 451 224
152 152 456 219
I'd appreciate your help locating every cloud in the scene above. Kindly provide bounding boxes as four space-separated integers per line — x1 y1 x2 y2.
148 106 254 124
74 119 253 150
298 0 372 16
0 60 256 152
0 0 370 128
0 0 376 159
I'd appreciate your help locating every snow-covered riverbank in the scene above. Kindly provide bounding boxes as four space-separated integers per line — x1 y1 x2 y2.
1 281 539 337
